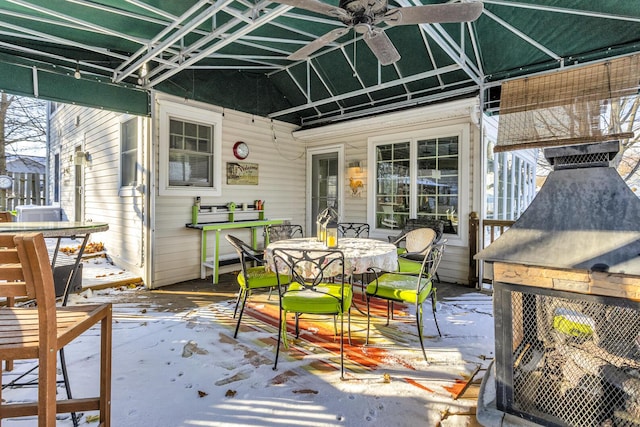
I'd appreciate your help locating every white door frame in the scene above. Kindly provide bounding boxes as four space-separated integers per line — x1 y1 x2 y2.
306 145 345 233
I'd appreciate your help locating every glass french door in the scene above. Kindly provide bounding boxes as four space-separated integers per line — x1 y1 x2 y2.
308 147 343 236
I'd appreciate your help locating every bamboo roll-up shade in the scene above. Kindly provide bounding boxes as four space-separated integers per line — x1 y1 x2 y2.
495 55 640 152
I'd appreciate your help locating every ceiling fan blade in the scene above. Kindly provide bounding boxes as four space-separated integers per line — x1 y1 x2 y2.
288 27 350 60
363 29 401 66
384 2 483 26
272 0 345 18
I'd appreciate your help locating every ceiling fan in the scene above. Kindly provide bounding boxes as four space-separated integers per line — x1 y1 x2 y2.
275 0 483 65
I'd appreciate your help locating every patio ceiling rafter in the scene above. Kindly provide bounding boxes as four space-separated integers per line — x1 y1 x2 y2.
6 0 146 44
284 66 323 117
392 61 412 99
467 20 484 78
0 39 120 77
144 3 293 87
0 24 129 68
124 0 178 20
233 36 311 60
338 45 376 105
66 0 175 26
396 0 482 86
269 63 462 119
484 0 640 23
0 9 138 68
114 0 236 83
300 84 479 126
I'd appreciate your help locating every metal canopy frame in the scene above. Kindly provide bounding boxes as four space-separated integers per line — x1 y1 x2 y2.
0 0 639 126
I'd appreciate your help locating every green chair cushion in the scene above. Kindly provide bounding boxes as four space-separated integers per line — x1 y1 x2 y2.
366 273 433 304
238 266 288 289
282 282 353 314
397 257 423 275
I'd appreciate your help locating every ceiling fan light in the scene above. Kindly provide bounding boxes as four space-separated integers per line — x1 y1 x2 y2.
364 30 400 66
354 23 370 34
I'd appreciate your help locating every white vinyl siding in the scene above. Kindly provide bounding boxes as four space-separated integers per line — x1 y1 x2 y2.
50 94 479 288
48 104 147 278
151 95 305 287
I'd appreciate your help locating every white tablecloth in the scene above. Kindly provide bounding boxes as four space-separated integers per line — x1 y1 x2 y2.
265 237 398 276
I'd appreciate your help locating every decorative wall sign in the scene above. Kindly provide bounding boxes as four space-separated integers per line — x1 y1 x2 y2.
226 162 258 185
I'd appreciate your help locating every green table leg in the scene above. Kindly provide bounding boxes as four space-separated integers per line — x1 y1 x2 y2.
201 229 207 279
214 230 221 284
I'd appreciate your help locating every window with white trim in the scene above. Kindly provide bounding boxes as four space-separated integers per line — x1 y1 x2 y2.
158 101 222 196
369 125 469 243
120 117 138 188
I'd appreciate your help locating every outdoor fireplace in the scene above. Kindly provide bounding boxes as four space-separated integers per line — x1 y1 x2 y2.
476 141 640 427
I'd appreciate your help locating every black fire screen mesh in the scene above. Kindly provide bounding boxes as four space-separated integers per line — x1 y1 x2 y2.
494 284 640 427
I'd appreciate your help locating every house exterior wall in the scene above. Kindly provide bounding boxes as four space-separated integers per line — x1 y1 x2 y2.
49 95 482 288
295 98 481 285
49 95 306 289
48 104 148 278
150 93 306 288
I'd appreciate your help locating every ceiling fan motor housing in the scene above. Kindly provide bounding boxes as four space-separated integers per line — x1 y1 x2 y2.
339 0 387 15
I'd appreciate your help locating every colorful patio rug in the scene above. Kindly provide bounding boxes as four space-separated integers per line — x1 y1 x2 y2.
202 287 494 400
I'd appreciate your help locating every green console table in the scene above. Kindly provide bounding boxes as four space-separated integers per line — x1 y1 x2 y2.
186 219 284 284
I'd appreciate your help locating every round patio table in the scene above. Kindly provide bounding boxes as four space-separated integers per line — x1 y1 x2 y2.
0 221 109 304
265 237 398 277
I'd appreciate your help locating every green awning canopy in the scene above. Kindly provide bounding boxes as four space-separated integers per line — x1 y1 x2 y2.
0 1 638 126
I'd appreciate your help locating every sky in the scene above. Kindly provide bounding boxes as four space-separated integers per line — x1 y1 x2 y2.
1 242 495 427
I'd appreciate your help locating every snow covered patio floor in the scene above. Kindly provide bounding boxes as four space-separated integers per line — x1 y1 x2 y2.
2 272 495 427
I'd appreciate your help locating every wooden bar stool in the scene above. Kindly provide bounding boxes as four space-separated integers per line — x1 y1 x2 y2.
0 233 112 427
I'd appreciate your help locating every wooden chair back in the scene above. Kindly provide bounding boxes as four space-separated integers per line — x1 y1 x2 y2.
0 211 13 222
0 234 33 300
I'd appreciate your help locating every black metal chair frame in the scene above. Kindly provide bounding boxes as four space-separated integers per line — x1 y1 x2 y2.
271 247 351 379
388 217 445 245
365 242 445 361
265 224 304 243
337 222 370 238
336 222 371 295
225 234 279 338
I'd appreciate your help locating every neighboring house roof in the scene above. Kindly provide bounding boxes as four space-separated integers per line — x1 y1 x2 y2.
6 155 45 174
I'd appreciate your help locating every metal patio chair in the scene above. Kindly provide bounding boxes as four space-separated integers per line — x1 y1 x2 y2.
271 247 352 379
391 228 438 275
225 234 289 338
365 241 444 362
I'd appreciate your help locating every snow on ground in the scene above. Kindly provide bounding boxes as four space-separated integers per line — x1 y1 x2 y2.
2 238 495 426
48 237 142 288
